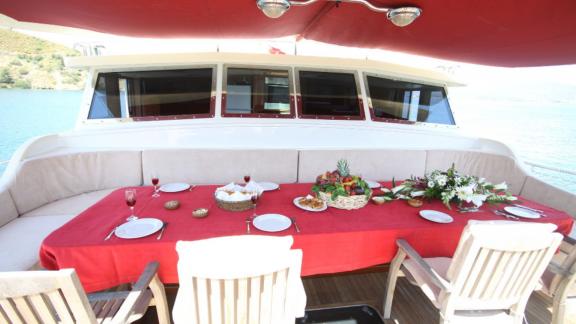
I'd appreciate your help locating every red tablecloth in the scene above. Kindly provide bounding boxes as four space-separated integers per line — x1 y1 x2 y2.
40 183 574 293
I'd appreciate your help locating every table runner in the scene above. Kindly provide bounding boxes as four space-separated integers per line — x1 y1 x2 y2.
40 183 574 292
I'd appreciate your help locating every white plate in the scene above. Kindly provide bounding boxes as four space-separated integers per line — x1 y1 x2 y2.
159 183 191 193
419 210 454 224
258 182 280 191
293 197 327 212
504 206 541 219
115 218 164 239
252 214 292 232
365 180 381 189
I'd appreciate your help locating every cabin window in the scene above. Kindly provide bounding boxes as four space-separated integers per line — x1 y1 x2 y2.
88 68 214 120
366 76 455 125
297 71 363 119
223 67 293 117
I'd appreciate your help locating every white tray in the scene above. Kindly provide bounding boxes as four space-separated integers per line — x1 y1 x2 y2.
419 210 453 224
115 218 164 239
252 214 292 232
159 183 191 193
504 206 541 219
293 197 327 212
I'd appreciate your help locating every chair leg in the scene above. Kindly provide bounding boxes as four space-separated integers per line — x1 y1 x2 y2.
383 248 406 319
149 274 171 324
551 294 566 324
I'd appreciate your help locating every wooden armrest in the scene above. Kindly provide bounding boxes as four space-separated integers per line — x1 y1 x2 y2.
132 261 160 291
111 261 160 324
563 235 576 246
88 291 129 302
547 261 571 277
396 239 451 292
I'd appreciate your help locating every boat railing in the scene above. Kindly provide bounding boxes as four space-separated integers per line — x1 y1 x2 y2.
525 161 576 177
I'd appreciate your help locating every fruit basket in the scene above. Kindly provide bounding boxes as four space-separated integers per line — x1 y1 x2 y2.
312 159 372 210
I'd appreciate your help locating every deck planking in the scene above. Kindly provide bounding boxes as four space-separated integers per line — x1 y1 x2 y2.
137 269 575 324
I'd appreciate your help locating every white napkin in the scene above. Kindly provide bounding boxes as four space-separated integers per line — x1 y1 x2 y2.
215 190 251 202
244 181 264 195
215 182 260 202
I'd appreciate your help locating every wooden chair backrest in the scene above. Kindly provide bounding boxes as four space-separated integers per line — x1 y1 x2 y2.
0 269 96 324
173 235 303 324
442 221 562 312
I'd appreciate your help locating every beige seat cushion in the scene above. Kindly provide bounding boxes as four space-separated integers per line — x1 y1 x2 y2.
142 149 299 185
297 150 427 183
0 214 75 271
520 176 576 219
0 189 18 227
10 151 142 214
402 257 451 308
21 189 116 218
426 150 527 195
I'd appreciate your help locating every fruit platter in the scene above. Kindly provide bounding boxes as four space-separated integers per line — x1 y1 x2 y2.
312 159 372 210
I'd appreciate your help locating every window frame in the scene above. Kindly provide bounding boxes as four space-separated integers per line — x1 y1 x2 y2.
363 72 455 126
221 64 295 119
87 65 217 122
294 68 365 121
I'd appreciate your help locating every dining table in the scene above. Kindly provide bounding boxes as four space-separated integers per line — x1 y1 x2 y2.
40 182 574 293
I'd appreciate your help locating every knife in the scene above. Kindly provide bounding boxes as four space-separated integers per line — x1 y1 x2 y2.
157 222 168 240
512 204 545 214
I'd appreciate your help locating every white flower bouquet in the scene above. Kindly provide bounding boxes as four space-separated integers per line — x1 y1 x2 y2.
392 164 517 209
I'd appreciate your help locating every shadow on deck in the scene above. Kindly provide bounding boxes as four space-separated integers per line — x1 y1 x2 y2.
138 269 574 324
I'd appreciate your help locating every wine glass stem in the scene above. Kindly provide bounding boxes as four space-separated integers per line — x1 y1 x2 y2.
253 204 256 218
130 206 135 217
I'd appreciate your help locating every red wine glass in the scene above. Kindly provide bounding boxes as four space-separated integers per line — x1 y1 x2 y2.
251 193 259 218
244 175 251 184
125 189 138 221
151 175 160 198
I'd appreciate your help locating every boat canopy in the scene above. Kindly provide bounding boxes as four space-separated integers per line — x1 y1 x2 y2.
1 0 576 67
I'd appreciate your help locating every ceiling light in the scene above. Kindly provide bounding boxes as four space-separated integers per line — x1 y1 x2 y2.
257 0 292 19
386 7 422 27
257 1 422 27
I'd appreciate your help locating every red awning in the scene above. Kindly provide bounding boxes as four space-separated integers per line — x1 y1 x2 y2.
2 0 576 67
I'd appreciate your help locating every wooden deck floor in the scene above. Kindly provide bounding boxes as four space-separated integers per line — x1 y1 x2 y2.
138 269 575 323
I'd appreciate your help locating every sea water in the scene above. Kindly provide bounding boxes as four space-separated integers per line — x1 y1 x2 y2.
0 89 81 171
0 89 575 193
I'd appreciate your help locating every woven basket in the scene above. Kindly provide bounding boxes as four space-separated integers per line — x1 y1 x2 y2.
318 191 370 210
215 196 254 212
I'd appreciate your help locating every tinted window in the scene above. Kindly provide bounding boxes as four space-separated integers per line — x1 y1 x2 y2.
299 71 361 117
367 76 455 125
88 69 213 120
225 68 291 116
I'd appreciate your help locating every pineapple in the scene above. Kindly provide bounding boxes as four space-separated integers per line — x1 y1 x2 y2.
337 159 350 177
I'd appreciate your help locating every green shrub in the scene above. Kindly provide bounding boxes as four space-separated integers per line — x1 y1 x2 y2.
0 68 14 84
13 79 31 89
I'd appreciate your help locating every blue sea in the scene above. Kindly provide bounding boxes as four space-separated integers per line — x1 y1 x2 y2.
0 89 82 172
0 89 575 193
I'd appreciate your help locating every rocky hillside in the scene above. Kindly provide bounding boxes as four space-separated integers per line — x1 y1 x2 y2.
0 30 85 90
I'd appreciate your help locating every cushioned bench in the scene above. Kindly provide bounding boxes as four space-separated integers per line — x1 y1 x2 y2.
0 148 574 272
0 151 143 271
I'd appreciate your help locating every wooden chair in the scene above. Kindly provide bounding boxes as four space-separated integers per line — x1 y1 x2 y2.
539 235 576 324
384 220 563 324
173 235 306 324
0 261 170 324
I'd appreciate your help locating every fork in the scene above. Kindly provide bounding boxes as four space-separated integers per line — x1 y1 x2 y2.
290 217 301 233
493 210 519 220
104 226 118 240
245 217 252 234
